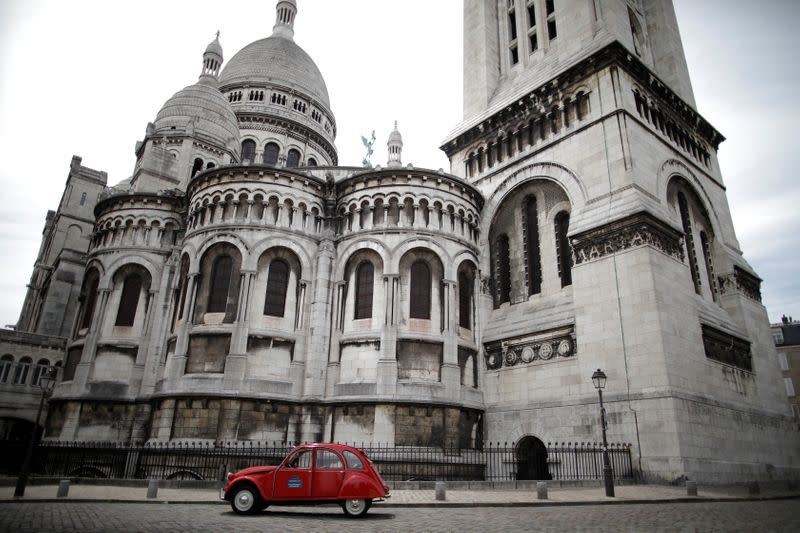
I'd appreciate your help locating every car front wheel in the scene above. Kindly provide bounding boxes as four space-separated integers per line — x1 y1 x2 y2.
342 498 371 517
231 486 260 515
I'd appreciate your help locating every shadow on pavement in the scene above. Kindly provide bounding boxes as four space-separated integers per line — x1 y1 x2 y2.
221 508 395 520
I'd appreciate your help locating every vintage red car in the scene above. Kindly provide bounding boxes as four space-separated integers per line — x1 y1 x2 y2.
222 443 390 517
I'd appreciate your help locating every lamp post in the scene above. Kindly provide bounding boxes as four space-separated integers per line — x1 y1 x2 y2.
591 368 615 497
14 366 58 498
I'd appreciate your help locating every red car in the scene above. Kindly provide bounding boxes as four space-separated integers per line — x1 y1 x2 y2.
222 443 390 517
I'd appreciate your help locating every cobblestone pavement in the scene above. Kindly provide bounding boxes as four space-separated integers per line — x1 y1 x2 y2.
1 500 799 532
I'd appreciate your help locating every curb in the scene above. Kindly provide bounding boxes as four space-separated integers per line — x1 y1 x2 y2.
1 495 797 507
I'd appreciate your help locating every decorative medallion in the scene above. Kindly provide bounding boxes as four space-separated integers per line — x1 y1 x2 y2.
504 349 518 366
520 346 535 363
538 343 553 360
557 339 571 356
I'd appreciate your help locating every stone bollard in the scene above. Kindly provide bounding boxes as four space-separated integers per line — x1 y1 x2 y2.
146 479 159 499
747 482 760 496
435 481 446 501
686 481 697 496
57 480 70 498
536 481 548 500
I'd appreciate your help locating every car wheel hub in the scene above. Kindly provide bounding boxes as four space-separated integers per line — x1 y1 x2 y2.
236 491 253 511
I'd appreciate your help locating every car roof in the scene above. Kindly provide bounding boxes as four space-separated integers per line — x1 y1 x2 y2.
292 443 365 453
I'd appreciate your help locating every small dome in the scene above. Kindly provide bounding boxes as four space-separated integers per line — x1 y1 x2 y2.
205 35 223 57
154 78 240 155
219 35 330 108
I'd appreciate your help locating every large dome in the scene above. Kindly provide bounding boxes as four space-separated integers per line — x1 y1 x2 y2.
219 35 330 108
154 77 241 152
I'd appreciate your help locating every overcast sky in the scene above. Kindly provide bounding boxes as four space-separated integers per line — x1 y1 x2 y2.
0 0 797 328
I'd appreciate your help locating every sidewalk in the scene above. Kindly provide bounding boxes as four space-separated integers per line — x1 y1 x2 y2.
1 483 798 507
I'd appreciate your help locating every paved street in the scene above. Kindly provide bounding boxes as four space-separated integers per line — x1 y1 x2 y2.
0 500 798 532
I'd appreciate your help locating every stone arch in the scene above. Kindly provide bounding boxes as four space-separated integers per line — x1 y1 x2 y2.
480 161 586 239
389 237 451 278
101 254 160 290
658 159 723 238
194 233 250 273
333 238 391 280
247 236 313 273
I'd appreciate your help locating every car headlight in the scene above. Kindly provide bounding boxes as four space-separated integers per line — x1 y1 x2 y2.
227 472 235 481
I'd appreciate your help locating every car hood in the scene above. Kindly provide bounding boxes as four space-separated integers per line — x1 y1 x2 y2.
231 465 277 478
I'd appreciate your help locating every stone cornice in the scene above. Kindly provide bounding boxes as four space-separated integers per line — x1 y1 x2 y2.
570 211 684 265
718 266 762 303
440 41 724 157
94 192 185 219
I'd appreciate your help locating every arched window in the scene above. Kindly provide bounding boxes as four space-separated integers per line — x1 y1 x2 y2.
678 192 701 294
264 259 290 317
286 148 301 168
79 271 100 331
0 355 13 383
80 192 87 206
525 196 542 295
495 234 511 305
263 142 280 166
208 255 233 313
206 161 215 169
115 273 142 326
409 260 431 319
307 157 318 167
354 262 374 320
241 139 256 162
458 270 473 329
191 158 204 177
554 211 572 287
31 359 50 387
177 256 190 321
13 357 32 385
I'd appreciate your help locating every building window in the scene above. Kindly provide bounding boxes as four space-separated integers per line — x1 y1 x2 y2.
286 148 301 168
31 359 50 387
773 329 785 346
0 355 13 383
527 0 538 52
191 158 204 177
79 272 100 330
525 196 542 295
546 0 556 40
264 259 289 317
678 192 701 294
263 142 280 166
508 4 519 65
242 139 256 162
458 270 472 329
495 234 512 305
207 255 233 314
115 274 142 327
409 260 431 319
354 261 374 320
554 211 572 287
307 157 318 167
785 377 796 397
13 357 32 385
778 352 789 371
80 192 87 206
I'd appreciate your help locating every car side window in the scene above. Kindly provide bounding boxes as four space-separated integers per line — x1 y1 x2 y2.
316 449 343 469
343 450 364 469
286 449 312 469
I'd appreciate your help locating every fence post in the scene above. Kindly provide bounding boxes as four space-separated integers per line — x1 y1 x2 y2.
435 481 446 501
57 479 70 498
147 479 159 499
537 481 548 500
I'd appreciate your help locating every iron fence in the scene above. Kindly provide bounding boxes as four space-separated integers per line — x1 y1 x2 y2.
0 440 635 482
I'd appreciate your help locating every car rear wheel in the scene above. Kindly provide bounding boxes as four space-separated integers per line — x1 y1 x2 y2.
231 486 260 515
342 498 371 517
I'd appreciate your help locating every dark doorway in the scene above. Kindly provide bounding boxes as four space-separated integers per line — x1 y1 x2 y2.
516 436 551 480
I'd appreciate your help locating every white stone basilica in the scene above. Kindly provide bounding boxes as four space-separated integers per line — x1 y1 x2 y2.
9 0 799 483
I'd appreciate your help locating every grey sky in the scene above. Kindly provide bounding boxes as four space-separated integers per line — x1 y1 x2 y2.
0 0 796 328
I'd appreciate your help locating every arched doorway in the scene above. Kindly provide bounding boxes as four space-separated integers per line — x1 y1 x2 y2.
516 436 550 480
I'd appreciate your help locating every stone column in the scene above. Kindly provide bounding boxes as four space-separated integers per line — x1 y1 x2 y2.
382 205 390 228
302 240 335 402
377 274 399 396
441 280 460 398
244 200 254 223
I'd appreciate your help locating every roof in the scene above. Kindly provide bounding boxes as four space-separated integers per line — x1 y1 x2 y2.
219 35 330 108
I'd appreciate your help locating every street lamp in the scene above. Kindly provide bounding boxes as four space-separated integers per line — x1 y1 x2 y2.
591 368 615 497
14 366 58 498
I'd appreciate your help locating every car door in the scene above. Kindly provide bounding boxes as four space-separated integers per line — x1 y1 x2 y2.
312 448 345 498
272 448 313 499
